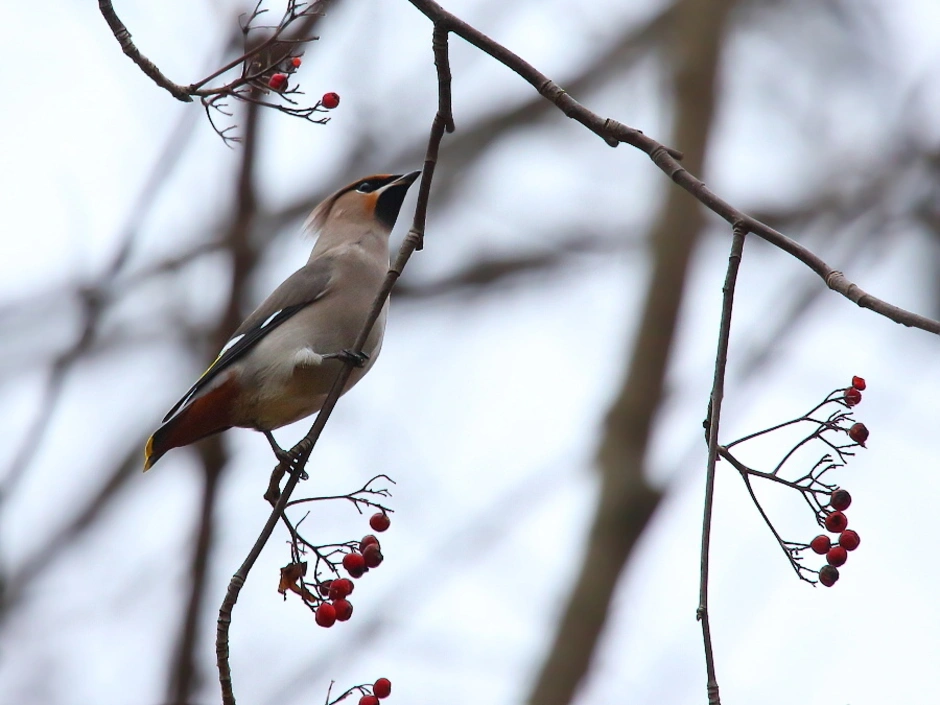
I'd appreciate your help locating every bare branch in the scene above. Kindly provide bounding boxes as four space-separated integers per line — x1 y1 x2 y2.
698 223 747 705
264 4 672 234
406 0 940 336
98 0 194 101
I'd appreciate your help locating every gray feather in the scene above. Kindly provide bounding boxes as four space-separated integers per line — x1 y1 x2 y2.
161 257 335 422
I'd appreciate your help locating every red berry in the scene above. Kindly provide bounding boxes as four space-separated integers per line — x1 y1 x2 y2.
839 529 861 551
830 489 852 511
363 543 384 568
810 535 831 555
315 602 336 628
818 564 840 587
360 534 380 552
343 552 366 578
824 511 848 533
321 92 340 109
318 579 332 597
848 422 869 447
826 546 848 567
370 512 391 532
359 696 379 705
851 376 866 391
268 73 288 91
328 578 354 600
373 677 392 699
333 598 353 621
291 56 302 68
843 387 862 407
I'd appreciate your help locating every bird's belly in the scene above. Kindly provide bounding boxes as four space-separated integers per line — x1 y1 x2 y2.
236 302 386 431
242 355 375 431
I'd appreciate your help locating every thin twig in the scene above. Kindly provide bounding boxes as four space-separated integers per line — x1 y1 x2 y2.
285 474 394 508
725 393 838 448
189 3 310 92
718 447 827 495
215 25 454 705
699 223 747 705
737 472 816 584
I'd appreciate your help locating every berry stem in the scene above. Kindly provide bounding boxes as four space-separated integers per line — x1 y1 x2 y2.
737 473 818 584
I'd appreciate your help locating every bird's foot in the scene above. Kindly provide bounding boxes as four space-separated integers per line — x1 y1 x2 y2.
263 433 311 505
323 349 370 368
264 431 309 480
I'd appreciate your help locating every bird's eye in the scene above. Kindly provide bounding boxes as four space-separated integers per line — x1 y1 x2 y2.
356 182 375 193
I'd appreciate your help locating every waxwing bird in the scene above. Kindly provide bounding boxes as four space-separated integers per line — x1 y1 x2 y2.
144 171 421 470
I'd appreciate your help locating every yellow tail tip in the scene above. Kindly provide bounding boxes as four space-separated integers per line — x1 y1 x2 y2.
143 436 155 472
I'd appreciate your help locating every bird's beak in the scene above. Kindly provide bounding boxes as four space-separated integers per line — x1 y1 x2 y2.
392 170 422 187
375 170 422 227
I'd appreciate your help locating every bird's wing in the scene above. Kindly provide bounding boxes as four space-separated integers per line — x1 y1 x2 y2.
162 257 335 422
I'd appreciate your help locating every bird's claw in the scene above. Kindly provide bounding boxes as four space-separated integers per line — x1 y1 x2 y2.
280 448 309 481
324 349 370 368
290 456 310 481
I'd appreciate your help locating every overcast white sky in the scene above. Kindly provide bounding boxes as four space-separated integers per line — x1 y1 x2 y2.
2 1 940 704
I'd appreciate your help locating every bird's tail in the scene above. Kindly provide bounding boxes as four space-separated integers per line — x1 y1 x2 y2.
143 380 239 471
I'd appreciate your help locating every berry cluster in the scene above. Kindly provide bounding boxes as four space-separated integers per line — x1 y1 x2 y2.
843 375 864 406
804 375 867 587
720 375 870 587
311 513 390 628
327 677 392 705
357 677 392 705
341 532 384 579
809 489 862 587
844 376 869 447
314 577 355 627
267 55 304 92
260 54 340 112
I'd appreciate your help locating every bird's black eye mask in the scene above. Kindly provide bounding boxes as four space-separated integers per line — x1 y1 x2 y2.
355 175 397 194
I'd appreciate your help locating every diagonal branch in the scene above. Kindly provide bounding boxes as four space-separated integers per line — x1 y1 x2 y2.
406 0 940 336
214 24 455 705
264 3 672 235
98 0 193 101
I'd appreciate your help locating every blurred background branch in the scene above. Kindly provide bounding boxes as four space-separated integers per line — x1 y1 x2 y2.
526 0 732 701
